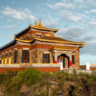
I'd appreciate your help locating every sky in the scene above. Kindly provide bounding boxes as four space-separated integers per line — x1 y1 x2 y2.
0 0 96 65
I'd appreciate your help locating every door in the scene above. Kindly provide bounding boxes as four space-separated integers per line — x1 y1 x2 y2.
63 56 65 68
58 56 65 68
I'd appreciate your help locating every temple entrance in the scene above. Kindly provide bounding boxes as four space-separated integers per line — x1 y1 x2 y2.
58 54 69 68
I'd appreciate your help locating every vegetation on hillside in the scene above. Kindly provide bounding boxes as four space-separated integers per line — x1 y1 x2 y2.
0 68 96 96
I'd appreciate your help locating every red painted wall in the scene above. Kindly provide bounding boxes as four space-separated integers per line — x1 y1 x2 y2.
0 67 60 73
90 67 96 70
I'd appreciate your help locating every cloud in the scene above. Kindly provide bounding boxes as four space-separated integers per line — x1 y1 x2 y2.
44 19 59 28
78 5 87 8
43 15 60 28
7 19 20 24
60 10 86 24
83 35 96 41
91 9 96 14
73 0 84 3
37 5 46 11
56 26 86 42
73 0 96 6
87 0 96 6
80 42 96 55
77 13 90 19
1 6 36 23
46 2 76 10
84 11 90 14
89 21 96 28
2 25 17 29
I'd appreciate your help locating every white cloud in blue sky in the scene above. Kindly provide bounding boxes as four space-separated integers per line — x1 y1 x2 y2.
0 0 96 65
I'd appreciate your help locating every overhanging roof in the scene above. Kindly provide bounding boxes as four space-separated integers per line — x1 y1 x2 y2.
49 46 78 51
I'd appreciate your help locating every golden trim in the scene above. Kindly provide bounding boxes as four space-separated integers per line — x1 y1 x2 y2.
80 44 86 48
49 46 78 51
29 24 60 32
15 38 32 42
16 37 85 45
49 47 76 51
35 38 85 44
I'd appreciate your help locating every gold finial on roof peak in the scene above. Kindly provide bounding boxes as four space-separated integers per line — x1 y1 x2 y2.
35 19 36 25
14 33 16 38
39 18 41 23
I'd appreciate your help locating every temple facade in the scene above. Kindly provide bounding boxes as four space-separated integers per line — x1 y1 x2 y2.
0 19 86 69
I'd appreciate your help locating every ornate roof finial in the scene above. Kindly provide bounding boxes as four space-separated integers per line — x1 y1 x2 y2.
14 33 16 38
35 19 36 25
39 18 41 23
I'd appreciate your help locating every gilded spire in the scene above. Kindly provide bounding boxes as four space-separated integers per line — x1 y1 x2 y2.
39 18 41 23
14 33 16 38
35 19 36 25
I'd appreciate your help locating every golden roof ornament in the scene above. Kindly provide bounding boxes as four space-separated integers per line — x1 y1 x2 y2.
35 19 36 25
29 19 59 32
14 33 16 38
39 18 41 23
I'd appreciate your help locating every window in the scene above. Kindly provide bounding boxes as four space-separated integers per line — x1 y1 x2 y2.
43 54 50 63
36 35 41 38
22 50 29 62
14 50 17 63
9 52 11 55
72 55 75 64
6 53 8 56
2 55 4 57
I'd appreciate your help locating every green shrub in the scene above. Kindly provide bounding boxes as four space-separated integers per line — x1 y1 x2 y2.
3 77 22 96
71 74 77 81
51 88 58 96
40 90 47 96
54 71 67 81
58 78 65 88
0 73 5 84
17 68 42 86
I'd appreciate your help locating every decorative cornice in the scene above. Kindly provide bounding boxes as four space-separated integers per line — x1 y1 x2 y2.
35 37 85 45
35 41 80 47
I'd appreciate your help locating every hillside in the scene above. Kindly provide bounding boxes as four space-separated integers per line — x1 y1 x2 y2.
0 68 96 96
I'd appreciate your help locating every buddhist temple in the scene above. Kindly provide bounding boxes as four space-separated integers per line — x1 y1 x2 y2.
0 19 86 72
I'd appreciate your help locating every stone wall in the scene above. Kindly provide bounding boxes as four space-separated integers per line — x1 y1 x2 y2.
30 50 38 63
16 50 22 64
80 65 86 69
11 51 14 64
72 51 80 69
37 50 43 63
50 52 54 63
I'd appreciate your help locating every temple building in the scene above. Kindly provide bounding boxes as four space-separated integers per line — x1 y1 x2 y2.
0 19 86 70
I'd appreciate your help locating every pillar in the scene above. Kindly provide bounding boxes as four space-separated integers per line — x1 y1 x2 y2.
54 55 57 64
69 56 72 68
